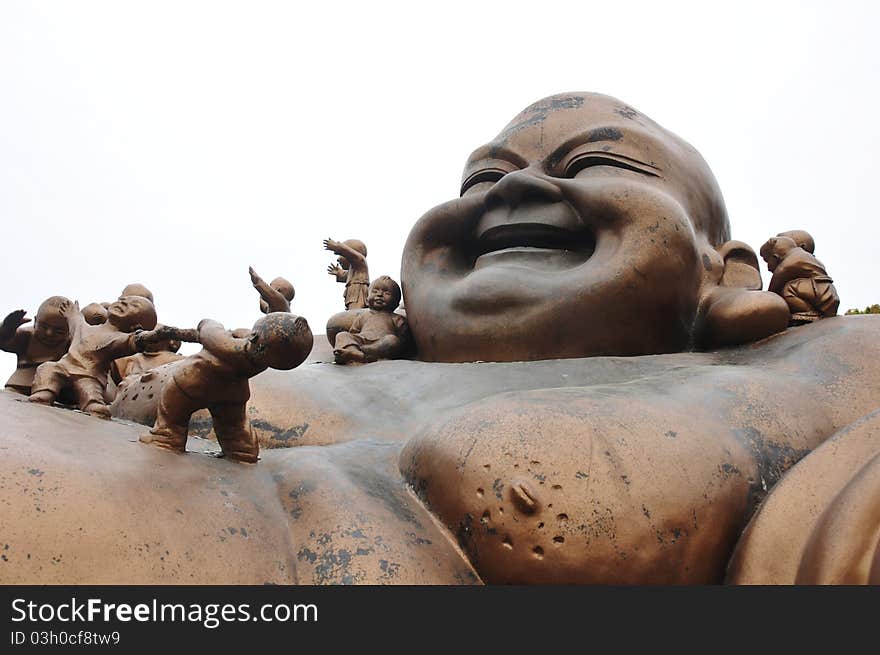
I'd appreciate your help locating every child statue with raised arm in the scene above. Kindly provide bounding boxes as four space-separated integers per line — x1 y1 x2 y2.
324 238 370 310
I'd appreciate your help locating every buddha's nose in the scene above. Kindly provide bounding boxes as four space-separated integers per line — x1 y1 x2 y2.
484 168 563 209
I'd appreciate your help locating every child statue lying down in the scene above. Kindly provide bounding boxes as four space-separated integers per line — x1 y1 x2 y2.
1 93 877 585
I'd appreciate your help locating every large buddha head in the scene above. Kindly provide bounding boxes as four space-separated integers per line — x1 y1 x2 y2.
401 93 787 362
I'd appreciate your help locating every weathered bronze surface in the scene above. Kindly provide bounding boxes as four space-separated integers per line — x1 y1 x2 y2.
3 316 878 583
0 93 877 584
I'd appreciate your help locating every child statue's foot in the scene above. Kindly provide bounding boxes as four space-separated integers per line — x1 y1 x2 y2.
790 312 820 324
334 347 366 364
221 449 259 464
139 429 186 453
28 390 54 405
83 401 111 419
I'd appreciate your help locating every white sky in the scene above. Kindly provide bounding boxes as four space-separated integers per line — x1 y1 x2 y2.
1 1 878 367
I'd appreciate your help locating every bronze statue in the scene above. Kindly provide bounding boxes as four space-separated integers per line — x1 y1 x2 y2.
761 234 839 323
325 238 370 310
1 297 73 395
1 93 878 585
401 94 789 362
333 276 409 364
249 266 295 313
28 297 161 418
139 313 313 463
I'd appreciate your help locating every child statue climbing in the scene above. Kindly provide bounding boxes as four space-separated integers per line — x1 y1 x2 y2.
139 312 313 463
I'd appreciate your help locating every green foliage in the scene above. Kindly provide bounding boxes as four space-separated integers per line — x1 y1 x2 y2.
845 304 880 315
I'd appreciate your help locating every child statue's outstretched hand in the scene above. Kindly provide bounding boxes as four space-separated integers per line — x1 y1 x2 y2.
1 310 30 340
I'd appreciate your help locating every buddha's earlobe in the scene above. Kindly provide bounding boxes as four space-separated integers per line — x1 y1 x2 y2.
715 240 763 290
695 240 789 349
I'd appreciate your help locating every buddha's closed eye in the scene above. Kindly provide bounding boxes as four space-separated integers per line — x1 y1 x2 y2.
561 151 660 179
460 168 510 196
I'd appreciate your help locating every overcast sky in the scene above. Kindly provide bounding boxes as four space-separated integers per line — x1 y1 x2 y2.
1 1 877 367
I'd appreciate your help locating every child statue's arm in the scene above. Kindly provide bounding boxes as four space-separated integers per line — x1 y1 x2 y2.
323 238 366 267
327 263 347 282
196 319 247 359
768 254 812 295
249 266 290 313
65 301 87 341
133 325 199 353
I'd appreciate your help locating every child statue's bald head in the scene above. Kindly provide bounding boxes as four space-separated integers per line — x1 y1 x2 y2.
120 283 154 305
34 296 73 346
760 236 798 272
81 302 108 326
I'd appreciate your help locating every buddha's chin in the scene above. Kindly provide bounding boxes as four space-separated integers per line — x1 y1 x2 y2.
444 256 592 316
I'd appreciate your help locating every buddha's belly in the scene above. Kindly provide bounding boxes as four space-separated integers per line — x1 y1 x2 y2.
400 383 817 584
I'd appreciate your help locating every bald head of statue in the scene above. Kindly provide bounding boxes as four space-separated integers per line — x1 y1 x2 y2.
402 92 789 362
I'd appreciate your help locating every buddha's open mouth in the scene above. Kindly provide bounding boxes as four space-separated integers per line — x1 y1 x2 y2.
471 223 596 270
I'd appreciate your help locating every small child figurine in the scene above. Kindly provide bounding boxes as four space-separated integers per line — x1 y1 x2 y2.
324 238 370 310
139 313 313 463
760 235 840 323
248 266 295 313
333 276 409 364
1 296 73 395
28 296 162 418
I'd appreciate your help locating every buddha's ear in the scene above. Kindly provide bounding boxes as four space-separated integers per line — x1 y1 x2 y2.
716 240 763 290
695 240 789 349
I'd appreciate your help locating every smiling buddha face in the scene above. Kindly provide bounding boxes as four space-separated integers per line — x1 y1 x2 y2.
401 93 784 362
